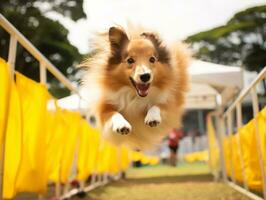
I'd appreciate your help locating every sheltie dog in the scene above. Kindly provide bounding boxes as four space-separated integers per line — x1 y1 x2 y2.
81 25 190 150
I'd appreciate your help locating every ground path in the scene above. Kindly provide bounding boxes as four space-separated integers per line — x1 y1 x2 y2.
77 163 250 200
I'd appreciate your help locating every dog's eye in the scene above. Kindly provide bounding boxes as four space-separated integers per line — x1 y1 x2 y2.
149 56 156 63
127 58 135 64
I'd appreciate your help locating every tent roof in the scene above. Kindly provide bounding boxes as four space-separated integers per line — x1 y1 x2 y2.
186 60 243 109
189 60 243 88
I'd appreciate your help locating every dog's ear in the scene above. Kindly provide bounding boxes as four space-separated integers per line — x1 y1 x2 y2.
141 32 169 64
108 27 129 65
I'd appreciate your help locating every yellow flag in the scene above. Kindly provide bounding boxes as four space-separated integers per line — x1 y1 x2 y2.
15 72 50 194
76 120 99 181
59 111 81 183
0 59 22 199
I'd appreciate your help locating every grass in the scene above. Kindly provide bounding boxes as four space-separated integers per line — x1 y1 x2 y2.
127 162 210 178
83 162 251 200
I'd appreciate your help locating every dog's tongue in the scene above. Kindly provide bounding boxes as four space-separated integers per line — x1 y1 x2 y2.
136 83 150 97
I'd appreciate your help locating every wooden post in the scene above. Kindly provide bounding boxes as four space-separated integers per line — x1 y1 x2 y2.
8 35 17 72
251 87 266 199
38 62 47 200
55 181 61 199
40 61 47 85
227 112 236 183
216 113 227 182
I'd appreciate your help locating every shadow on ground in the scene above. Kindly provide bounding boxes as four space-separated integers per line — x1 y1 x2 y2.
125 173 213 185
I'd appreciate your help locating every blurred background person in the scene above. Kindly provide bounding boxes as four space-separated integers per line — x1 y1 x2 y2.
168 128 184 166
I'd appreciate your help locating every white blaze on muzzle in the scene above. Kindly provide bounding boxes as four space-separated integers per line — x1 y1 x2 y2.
133 64 152 83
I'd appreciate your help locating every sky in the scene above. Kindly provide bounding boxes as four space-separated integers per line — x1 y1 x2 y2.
47 0 266 54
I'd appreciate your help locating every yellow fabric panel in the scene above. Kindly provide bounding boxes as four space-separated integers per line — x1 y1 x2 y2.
141 155 159 165
103 141 112 174
76 119 90 180
95 140 105 174
60 111 81 183
88 128 100 174
184 150 208 162
77 120 100 180
108 144 119 174
206 115 220 173
3 81 22 199
95 140 123 175
231 134 243 183
140 155 150 165
257 107 266 175
239 120 262 191
120 145 131 171
132 151 142 162
131 150 158 166
96 140 114 174
149 157 159 165
45 108 57 181
0 58 10 144
223 137 232 177
46 107 66 182
15 72 50 194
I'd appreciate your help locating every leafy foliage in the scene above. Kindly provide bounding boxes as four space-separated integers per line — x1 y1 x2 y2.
186 5 266 73
0 0 86 98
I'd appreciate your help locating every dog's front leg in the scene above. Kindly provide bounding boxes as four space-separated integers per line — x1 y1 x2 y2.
99 103 131 135
145 105 162 127
110 112 132 134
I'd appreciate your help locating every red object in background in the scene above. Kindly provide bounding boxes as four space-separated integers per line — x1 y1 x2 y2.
168 129 183 147
48 197 59 200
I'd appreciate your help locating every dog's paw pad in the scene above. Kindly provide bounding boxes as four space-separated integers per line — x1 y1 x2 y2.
111 113 132 135
114 124 131 135
146 120 160 127
145 106 161 128
116 127 131 135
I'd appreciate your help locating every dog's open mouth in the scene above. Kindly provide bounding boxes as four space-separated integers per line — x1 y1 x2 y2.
130 77 150 97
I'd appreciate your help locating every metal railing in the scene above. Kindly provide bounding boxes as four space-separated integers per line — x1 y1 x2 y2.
216 67 266 200
0 13 82 200
0 14 79 92
0 13 93 200
0 14 125 200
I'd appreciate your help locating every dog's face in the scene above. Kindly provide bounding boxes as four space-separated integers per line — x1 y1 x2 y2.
107 27 171 97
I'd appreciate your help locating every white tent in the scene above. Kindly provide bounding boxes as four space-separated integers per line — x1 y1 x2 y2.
186 60 243 109
53 60 243 111
47 93 89 114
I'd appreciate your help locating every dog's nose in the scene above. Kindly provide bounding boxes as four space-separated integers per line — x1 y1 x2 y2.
140 73 151 83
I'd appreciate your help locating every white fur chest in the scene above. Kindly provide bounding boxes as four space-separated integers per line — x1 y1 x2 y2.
105 86 170 115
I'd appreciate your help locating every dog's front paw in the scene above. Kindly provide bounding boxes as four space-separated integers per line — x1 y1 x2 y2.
111 113 132 135
145 106 161 127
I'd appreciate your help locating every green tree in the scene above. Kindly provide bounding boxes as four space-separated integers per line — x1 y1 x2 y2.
186 5 266 74
0 0 86 98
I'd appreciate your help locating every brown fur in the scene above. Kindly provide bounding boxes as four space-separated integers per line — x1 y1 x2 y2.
80 25 190 150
